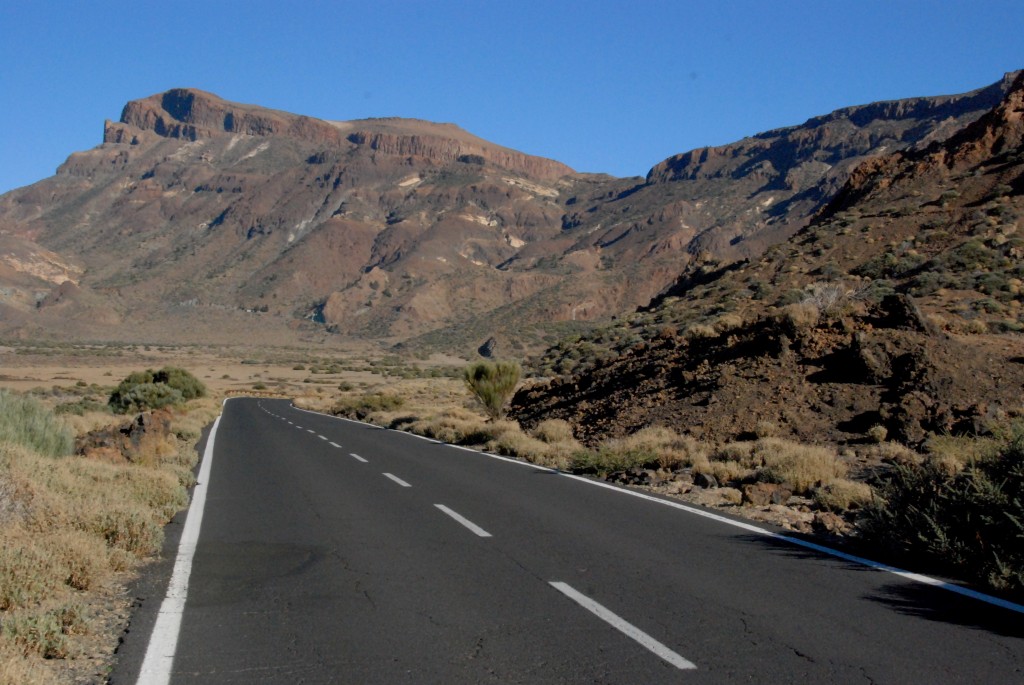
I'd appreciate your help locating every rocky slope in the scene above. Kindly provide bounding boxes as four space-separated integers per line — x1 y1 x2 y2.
0 76 1018 350
511 73 1024 449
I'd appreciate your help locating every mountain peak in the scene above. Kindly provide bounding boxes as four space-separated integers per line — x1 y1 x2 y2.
108 88 574 180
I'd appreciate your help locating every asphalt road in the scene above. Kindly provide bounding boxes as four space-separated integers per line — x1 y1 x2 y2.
113 398 1024 684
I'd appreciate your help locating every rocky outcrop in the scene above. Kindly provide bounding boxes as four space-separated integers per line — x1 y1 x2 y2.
116 88 347 146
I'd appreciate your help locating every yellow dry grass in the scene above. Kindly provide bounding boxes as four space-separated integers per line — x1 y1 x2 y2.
0 394 217 682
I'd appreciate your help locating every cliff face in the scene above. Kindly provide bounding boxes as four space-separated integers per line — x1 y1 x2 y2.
116 88 346 145
825 72 1024 215
647 72 1018 187
112 88 573 180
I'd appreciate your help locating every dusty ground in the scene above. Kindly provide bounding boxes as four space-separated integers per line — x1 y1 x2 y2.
0 343 466 399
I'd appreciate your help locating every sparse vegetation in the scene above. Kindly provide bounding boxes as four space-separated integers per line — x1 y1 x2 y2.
0 385 219 681
860 427 1024 597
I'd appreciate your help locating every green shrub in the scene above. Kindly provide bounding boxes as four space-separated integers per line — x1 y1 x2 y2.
859 429 1024 596
108 383 183 414
463 361 521 420
107 367 205 413
0 390 73 458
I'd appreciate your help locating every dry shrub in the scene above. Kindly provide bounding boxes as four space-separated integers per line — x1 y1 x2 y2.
924 434 999 469
757 438 846 494
1 604 86 659
293 394 332 413
781 302 821 329
684 323 717 340
702 438 846 493
59 410 121 438
532 419 576 444
0 640 48 685
695 459 755 484
168 398 221 442
0 530 65 611
867 441 922 466
602 426 709 470
410 408 492 444
712 313 745 333
39 531 107 593
0 390 217 677
711 442 760 467
490 430 552 463
813 479 873 512
866 425 888 443
753 420 780 439
88 507 163 556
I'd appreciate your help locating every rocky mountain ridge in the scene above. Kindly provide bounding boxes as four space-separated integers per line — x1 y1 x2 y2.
0 75 1019 350
511 73 1024 449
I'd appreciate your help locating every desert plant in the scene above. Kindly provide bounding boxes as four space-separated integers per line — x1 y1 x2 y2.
463 361 521 420
332 393 404 420
108 367 206 413
757 439 847 494
813 479 873 512
860 428 1024 595
866 424 888 443
531 419 576 445
0 391 73 458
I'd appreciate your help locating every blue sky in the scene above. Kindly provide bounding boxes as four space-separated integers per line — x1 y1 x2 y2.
1 1 1022 194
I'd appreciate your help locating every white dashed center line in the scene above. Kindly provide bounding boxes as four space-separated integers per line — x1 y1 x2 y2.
350 453 368 463
434 504 492 537
549 581 696 670
383 473 412 487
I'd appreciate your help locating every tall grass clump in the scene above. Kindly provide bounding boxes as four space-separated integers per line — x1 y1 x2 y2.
0 390 73 459
463 361 520 420
859 429 1024 597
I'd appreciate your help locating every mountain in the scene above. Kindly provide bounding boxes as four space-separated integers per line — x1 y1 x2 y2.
511 72 1024 449
0 76 1018 350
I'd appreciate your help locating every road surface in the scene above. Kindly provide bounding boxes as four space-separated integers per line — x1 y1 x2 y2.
112 398 1024 683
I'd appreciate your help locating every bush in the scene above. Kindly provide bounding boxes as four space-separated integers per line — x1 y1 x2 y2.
463 361 521 421
0 391 73 458
758 439 847 494
109 383 183 414
332 393 404 420
859 429 1024 596
532 419 576 444
108 367 206 413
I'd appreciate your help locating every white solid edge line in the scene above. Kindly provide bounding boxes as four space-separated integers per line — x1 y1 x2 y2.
554 472 1024 614
383 472 412 487
350 453 368 463
435 504 492 537
550 581 696 670
136 410 223 685
289 404 1024 615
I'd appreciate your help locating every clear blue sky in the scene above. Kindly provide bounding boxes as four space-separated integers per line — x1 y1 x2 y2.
2 1 1022 194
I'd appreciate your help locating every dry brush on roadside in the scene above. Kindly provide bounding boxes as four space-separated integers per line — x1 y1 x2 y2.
0 384 219 684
